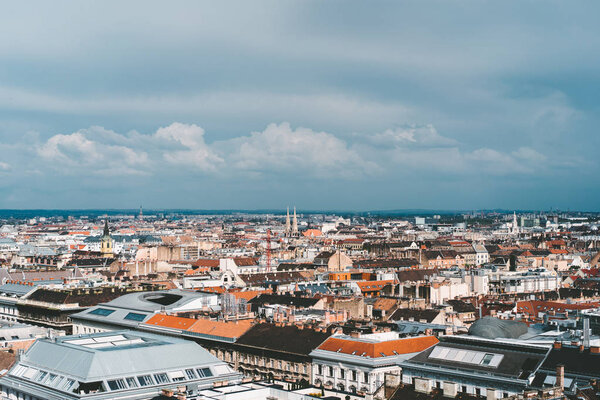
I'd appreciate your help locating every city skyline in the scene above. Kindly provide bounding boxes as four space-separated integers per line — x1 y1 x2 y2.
1 1 599 210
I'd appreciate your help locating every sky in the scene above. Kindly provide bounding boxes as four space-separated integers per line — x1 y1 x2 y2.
0 1 598 211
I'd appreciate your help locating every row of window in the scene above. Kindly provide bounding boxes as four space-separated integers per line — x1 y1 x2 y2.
316 365 369 383
11 365 77 392
239 355 307 374
12 364 213 393
107 367 213 390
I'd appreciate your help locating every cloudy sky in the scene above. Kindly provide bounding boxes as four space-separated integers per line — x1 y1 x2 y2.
0 1 598 210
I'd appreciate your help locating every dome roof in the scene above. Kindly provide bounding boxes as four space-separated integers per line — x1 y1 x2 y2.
468 316 528 339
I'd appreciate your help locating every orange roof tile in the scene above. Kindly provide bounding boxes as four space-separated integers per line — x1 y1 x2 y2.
192 259 220 268
144 314 197 330
303 229 322 237
230 290 270 301
188 318 254 339
356 280 397 292
550 249 568 254
317 335 438 358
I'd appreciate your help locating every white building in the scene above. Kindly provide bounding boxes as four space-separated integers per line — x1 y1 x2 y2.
309 332 438 395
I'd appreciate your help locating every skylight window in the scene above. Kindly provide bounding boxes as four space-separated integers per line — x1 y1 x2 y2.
481 353 494 366
429 346 503 368
88 308 115 317
124 312 147 322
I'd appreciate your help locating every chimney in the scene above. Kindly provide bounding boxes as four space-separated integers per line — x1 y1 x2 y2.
349 331 361 338
553 341 562 349
556 364 564 390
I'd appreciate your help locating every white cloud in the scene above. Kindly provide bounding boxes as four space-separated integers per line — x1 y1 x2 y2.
154 123 223 171
25 122 561 182
369 124 457 147
218 122 379 178
38 131 148 175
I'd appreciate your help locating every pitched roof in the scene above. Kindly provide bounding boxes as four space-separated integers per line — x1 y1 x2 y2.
188 319 253 339
142 314 254 340
236 323 330 355
356 280 397 293
388 308 442 323
144 314 197 330
248 293 319 308
317 335 438 358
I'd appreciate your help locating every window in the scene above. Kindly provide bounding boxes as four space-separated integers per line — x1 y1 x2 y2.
23 367 36 379
328 366 333 377
125 377 138 388
351 371 357 381
124 312 146 322
317 365 322 375
35 371 48 382
168 371 186 382
11 365 26 376
481 353 494 366
196 368 212 378
185 369 197 380
153 373 169 384
340 369 345 379
137 375 154 387
364 372 369 383
63 379 76 391
88 308 115 317
45 373 58 385
107 379 127 391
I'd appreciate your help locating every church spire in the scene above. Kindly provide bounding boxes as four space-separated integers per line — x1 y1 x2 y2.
103 219 110 236
285 207 291 236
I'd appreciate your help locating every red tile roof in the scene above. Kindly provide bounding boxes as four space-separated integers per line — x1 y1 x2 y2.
356 280 397 293
317 335 438 358
144 314 197 330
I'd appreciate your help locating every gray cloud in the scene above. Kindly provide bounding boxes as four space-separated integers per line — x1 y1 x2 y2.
0 1 598 209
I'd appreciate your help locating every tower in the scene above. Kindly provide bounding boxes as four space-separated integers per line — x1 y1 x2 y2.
512 211 519 235
292 207 298 236
285 207 291 236
139 205 143 220
100 220 113 257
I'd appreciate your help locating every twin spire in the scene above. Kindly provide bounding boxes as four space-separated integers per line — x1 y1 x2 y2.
284 206 299 237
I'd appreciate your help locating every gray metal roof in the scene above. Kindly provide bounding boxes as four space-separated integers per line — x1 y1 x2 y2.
0 283 37 296
99 289 214 312
18 330 225 381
